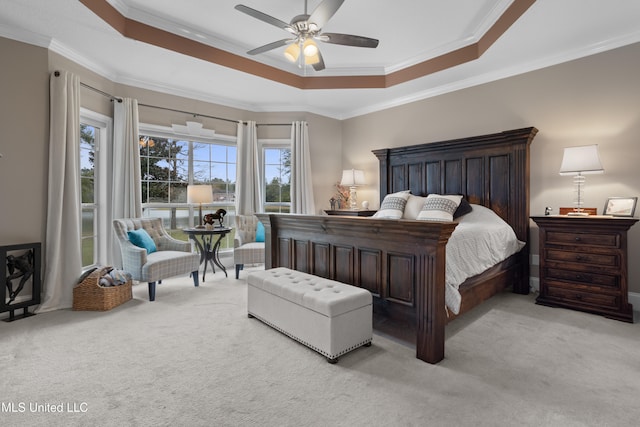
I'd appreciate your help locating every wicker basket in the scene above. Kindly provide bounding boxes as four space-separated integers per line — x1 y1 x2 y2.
73 266 132 311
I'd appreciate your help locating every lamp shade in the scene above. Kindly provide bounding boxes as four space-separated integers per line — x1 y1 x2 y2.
187 185 213 204
559 145 604 175
340 169 366 186
284 43 300 62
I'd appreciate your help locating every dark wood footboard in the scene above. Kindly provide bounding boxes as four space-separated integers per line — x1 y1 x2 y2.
257 213 457 364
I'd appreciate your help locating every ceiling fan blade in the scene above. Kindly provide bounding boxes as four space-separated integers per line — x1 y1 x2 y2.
235 4 292 31
247 39 293 55
308 0 345 29
320 33 379 48
312 50 326 71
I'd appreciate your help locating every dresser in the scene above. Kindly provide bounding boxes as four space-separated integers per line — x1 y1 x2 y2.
531 215 638 322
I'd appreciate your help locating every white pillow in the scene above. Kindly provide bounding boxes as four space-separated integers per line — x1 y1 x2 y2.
373 191 410 219
416 194 463 222
403 194 428 219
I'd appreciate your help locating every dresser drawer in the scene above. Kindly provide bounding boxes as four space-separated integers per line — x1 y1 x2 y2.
546 231 618 248
545 268 619 289
545 249 618 267
546 285 620 309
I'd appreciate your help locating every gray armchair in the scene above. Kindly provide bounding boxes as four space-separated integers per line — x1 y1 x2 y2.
113 218 200 301
234 215 265 279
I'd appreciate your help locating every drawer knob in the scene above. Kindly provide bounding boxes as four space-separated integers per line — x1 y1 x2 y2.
575 255 583 261
575 274 583 280
575 236 582 242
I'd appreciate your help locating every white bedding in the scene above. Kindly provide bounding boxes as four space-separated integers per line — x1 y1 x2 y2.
444 204 525 314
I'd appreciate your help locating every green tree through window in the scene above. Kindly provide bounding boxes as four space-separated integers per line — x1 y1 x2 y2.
80 124 96 266
264 147 291 213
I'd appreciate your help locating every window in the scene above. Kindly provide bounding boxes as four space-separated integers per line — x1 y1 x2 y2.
80 124 97 267
261 142 291 213
138 128 237 248
79 109 111 268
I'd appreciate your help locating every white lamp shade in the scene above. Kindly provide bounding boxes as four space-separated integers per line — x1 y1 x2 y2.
559 144 604 175
340 169 366 186
187 185 213 204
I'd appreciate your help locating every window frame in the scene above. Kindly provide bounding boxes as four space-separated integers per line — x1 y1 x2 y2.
259 138 291 213
138 123 237 248
79 108 112 267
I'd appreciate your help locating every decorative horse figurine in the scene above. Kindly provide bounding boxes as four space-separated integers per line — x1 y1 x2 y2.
203 209 227 228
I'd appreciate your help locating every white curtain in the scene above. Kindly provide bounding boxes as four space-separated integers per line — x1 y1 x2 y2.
110 98 142 266
290 121 316 214
235 120 263 215
38 71 82 312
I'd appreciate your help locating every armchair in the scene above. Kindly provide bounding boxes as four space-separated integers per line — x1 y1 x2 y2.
234 215 265 279
113 218 200 301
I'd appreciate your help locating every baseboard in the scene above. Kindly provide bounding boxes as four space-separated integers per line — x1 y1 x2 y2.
629 292 640 310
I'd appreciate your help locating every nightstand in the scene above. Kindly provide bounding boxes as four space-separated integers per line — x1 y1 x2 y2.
324 209 377 217
531 215 638 322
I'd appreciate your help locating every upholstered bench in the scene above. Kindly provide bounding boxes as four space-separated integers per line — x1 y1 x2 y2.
247 267 373 363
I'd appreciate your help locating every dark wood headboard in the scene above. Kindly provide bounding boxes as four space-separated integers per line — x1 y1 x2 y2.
372 127 538 244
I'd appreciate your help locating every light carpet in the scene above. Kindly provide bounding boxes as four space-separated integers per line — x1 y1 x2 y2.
1 265 639 427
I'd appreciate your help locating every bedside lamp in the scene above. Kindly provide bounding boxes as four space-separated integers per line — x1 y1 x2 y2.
187 184 213 228
559 144 604 216
340 169 366 210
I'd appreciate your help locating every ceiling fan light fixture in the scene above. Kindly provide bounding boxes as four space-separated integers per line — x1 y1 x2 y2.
304 52 320 65
302 39 318 57
284 43 300 62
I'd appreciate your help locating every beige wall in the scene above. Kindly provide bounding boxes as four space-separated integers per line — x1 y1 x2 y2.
2 35 639 293
0 38 49 246
343 42 640 293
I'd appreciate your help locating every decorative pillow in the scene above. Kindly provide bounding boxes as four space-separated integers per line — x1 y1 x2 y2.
373 191 410 219
403 194 428 219
127 228 157 254
454 197 473 219
255 221 265 243
416 194 463 222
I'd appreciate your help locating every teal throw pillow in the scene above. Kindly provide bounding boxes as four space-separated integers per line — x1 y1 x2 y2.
127 229 157 254
255 221 265 243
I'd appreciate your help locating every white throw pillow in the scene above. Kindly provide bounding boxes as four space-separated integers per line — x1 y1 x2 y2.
373 191 410 219
403 194 428 219
416 194 463 222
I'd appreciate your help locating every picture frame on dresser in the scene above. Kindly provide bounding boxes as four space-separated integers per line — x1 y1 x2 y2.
603 197 637 217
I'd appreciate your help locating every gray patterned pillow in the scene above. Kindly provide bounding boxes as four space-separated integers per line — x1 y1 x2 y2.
373 191 410 219
416 194 462 221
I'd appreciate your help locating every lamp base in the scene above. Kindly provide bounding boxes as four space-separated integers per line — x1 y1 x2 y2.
349 186 358 210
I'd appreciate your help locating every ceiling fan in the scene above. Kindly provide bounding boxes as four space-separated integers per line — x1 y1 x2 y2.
235 0 379 71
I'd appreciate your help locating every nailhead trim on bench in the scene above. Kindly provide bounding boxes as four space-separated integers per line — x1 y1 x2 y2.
248 311 372 362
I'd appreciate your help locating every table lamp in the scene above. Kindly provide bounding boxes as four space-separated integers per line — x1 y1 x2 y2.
340 169 366 210
187 184 213 228
559 144 604 216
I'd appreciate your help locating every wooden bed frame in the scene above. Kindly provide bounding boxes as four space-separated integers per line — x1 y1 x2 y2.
257 127 538 364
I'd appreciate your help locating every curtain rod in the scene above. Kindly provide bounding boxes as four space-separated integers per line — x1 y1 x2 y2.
78 80 122 103
52 71 123 103
67 74 292 127
131 103 292 127
137 102 240 124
